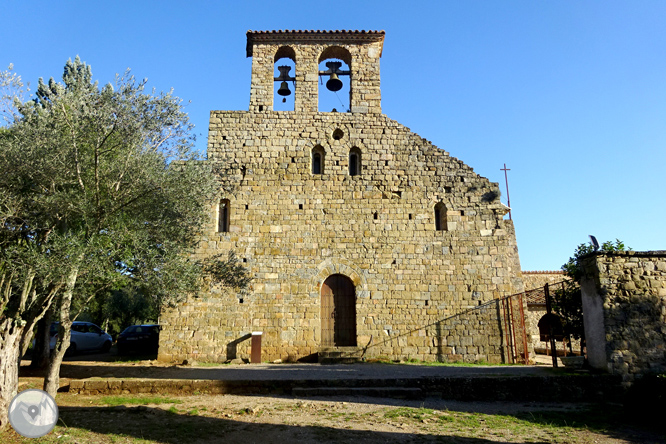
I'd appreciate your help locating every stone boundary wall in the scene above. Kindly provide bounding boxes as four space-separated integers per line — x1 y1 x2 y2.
581 251 666 384
67 375 622 402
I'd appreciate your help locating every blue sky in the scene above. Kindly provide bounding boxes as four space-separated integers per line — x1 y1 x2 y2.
3 1 665 271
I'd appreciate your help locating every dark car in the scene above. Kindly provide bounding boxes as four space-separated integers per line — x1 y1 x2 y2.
117 324 161 355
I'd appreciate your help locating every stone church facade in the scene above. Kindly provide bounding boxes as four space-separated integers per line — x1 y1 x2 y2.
158 30 525 364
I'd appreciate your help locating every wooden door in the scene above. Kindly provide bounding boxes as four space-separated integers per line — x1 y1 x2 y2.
321 274 356 346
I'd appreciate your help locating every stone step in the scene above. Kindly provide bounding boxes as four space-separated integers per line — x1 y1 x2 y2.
318 356 362 365
293 386 423 399
67 373 623 403
318 347 363 364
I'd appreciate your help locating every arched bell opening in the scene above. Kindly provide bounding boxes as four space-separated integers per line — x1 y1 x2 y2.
318 46 351 113
274 46 296 111
321 274 357 347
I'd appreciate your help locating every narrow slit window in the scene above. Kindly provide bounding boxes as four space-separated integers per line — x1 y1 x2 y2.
349 147 362 177
349 153 358 176
434 202 447 231
218 199 230 233
313 154 321 174
312 146 325 175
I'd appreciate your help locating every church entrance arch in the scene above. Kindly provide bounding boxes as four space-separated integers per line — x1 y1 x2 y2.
321 274 357 346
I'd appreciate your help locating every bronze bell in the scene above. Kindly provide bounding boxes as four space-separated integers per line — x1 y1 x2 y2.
326 72 343 92
278 81 291 96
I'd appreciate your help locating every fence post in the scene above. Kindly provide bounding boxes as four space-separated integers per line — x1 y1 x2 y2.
544 284 558 368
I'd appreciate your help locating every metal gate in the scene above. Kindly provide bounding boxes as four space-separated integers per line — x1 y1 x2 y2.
321 274 357 346
499 292 529 364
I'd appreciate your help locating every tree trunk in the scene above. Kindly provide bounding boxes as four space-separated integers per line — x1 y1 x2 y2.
30 307 53 369
43 264 79 398
0 318 26 430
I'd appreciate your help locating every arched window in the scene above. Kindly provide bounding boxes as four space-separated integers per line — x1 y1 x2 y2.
312 146 325 175
349 147 362 176
434 202 447 231
218 199 230 233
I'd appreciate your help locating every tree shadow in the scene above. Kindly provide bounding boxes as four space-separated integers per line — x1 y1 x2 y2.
49 402 666 444
53 404 554 444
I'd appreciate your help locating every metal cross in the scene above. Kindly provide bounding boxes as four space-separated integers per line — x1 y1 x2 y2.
500 163 512 220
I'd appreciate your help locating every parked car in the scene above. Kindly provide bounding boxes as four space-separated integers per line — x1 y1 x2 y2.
47 321 113 354
116 324 161 355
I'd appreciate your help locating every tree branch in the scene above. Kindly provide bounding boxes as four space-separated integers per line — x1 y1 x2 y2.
107 186 161 217
18 269 35 314
60 103 85 191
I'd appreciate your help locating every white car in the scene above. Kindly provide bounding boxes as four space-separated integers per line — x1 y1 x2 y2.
48 322 113 354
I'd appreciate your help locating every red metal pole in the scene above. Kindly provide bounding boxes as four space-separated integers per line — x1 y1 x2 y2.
502 298 514 364
509 296 518 364
518 293 529 364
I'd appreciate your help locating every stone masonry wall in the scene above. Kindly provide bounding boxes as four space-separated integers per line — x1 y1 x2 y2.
158 110 524 364
159 287 515 364
158 31 524 364
522 271 566 291
581 251 666 383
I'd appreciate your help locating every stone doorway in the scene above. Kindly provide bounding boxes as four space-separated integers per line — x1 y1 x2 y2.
321 274 357 346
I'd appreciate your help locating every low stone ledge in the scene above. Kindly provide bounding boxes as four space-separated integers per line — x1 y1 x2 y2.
66 373 623 402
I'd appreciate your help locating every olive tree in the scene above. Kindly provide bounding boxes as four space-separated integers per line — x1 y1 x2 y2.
0 58 248 427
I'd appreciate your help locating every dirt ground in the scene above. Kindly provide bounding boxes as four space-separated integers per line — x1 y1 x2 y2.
3 389 663 444
3 356 663 443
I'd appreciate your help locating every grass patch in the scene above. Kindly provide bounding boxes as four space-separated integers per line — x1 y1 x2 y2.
98 395 182 406
110 357 143 363
384 407 434 421
383 405 628 437
405 358 519 366
512 408 620 433
365 357 510 366
195 361 225 367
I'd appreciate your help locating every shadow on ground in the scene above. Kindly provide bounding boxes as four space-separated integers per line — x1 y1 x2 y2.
55 405 547 444
38 403 663 444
